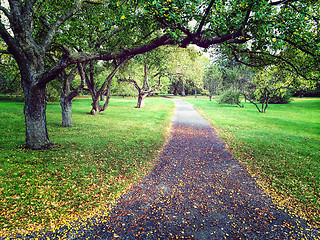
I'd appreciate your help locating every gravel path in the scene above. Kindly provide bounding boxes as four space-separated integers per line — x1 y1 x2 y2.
22 99 319 239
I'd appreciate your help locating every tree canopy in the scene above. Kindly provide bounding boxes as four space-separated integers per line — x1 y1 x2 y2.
0 0 319 149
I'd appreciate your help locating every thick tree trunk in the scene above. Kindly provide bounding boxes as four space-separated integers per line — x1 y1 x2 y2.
89 82 112 115
90 99 101 115
24 84 53 149
136 92 148 108
60 96 73 127
89 100 101 115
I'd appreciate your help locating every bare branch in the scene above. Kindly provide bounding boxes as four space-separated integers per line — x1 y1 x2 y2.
269 0 295 6
196 0 216 35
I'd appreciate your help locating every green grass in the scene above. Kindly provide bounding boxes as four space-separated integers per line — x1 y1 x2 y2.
0 96 175 236
183 96 320 227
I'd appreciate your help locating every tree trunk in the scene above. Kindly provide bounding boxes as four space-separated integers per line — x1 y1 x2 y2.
90 98 101 115
136 92 148 108
59 64 84 127
89 78 112 115
60 96 73 127
182 80 185 96
24 84 53 149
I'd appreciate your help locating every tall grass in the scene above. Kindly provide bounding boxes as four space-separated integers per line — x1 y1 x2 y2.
0 96 174 237
184 96 320 227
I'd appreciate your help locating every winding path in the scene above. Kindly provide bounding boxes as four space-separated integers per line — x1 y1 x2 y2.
27 99 319 239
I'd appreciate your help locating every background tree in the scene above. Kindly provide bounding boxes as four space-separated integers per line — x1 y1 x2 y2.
59 64 85 126
168 47 207 96
203 63 223 101
85 59 128 114
292 78 319 98
0 52 21 95
111 79 137 98
217 88 243 107
117 46 173 108
243 67 294 113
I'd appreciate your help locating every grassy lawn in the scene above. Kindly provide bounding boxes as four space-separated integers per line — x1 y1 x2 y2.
0 96 175 237
183 96 320 228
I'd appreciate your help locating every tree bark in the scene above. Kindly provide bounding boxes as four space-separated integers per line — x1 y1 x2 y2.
90 99 101 115
135 64 152 108
136 92 148 108
85 59 126 115
181 80 186 96
60 96 73 127
24 83 53 149
59 64 84 127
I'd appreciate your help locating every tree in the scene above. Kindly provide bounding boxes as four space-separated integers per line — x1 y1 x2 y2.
84 59 128 114
243 67 293 113
203 63 222 101
117 46 174 108
59 64 85 126
0 0 175 149
1 0 319 148
217 88 243 107
168 47 207 96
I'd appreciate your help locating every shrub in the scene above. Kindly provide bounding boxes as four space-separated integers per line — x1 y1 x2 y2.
218 89 243 107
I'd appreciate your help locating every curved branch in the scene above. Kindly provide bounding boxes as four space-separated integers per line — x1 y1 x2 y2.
0 6 13 23
117 76 141 92
231 46 319 81
269 0 295 6
0 21 26 67
194 29 244 48
42 0 83 51
276 36 316 57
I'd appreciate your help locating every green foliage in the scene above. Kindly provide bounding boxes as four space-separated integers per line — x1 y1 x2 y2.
243 67 294 112
0 53 21 95
0 96 174 236
111 80 137 97
260 89 292 104
184 96 320 228
167 46 208 96
46 79 61 102
217 89 242 107
203 63 223 98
